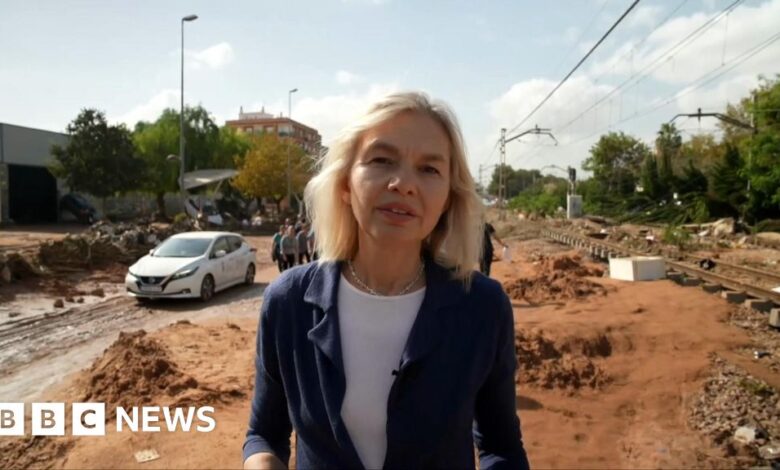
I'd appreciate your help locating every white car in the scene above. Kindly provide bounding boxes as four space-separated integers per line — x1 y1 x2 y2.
125 231 256 302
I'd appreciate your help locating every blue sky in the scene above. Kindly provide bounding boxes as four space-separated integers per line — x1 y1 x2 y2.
2 0 778 183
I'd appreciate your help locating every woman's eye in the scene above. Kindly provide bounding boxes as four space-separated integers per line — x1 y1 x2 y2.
422 166 440 175
370 156 392 164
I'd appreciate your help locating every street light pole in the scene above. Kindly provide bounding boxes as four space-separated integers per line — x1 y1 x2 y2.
287 88 298 211
179 14 198 209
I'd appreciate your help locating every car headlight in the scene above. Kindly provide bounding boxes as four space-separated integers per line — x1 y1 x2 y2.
128 269 140 278
171 266 199 280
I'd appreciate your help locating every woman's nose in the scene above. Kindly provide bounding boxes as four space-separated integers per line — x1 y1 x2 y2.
387 166 417 195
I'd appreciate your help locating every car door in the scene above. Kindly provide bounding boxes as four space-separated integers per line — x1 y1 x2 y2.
209 237 231 288
226 236 244 283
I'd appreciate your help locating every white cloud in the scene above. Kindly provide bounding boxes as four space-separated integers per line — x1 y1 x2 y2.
625 5 663 29
290 83 401 143
112 89 180 127
482 76 616 171
591 0 780 84
185 42 235 70
675 73 759 113
335 70 364 85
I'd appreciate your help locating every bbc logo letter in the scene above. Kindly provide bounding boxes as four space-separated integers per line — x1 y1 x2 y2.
72 403 105 436
0 403 24 436
32 402 65 436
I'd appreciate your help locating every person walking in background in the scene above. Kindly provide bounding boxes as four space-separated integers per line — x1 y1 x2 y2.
296 224 311 265
271 225 285 273
307 228 318 261
480 220 506 277
280 226 298 270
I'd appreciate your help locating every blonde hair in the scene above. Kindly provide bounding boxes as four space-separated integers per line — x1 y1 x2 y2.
304 91 483 287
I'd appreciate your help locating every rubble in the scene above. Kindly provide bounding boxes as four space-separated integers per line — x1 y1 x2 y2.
689 356 780 466
0 218 200 286
729 306 780 374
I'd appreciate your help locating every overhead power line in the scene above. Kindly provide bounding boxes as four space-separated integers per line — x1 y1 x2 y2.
557 0 743 134
506 0 641 136
561 30 780 148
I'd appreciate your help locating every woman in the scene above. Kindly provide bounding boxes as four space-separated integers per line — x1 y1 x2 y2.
296 224 312 265
243 92 529 469
280 226 299 271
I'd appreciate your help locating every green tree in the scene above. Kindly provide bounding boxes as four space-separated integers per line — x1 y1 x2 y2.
582 131 649 197
232 134 312 214
50 109 144 199
741 75 780 220
655 122 682 194
487 165 542 199
133 106 249 216
711 144 747 215
639 153 662 199
678 133 722 175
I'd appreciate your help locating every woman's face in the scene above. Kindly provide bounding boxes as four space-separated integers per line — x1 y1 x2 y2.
342 111 452 248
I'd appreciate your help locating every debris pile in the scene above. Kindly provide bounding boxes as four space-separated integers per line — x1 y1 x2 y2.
515 329 611 392
503 254 607 304
729 306 780 374
0 251 43 285
0 219 199 285
690 356 780 466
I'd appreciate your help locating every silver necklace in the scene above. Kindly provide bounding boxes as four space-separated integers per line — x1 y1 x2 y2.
348 259 425 296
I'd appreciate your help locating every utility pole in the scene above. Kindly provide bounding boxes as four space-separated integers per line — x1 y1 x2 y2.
286 87 298 213
497 125 557 220
179 14 198 207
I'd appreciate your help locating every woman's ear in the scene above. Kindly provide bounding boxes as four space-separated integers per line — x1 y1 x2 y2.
340 179 351 205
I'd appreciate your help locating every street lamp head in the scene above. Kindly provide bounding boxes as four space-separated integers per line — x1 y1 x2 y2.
182 14 198 21
290 88 298 94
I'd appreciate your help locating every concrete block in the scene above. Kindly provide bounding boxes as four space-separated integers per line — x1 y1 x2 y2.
744 298 774 313
609 256 666 281
720 290 747 303
701 283 722 293
770 309 780 328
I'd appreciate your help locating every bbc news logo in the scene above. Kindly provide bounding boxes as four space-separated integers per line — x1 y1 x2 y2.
0 403 216 436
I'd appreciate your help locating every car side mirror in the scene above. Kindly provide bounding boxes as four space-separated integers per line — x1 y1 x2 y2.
149 249 155 256
214 249 227 259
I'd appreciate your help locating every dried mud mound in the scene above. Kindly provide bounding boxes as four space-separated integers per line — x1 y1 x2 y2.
79 330 198 416
79 328 244 418
515 329 611 392
504 254 607 304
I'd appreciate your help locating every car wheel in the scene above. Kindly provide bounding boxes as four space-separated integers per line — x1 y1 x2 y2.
245 263 255 285
200 274 215 302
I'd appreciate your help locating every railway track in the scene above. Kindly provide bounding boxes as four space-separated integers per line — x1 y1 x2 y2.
539 226 780 307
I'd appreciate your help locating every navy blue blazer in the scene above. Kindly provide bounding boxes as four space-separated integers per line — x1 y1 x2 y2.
243 257 530 469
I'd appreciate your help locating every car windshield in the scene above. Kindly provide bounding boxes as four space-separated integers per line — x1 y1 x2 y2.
153 238 211 258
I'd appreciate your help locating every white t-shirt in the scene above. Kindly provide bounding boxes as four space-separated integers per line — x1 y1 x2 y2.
337 273 425 469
